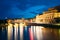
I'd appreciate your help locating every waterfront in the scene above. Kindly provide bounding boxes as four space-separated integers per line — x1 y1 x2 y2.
0 24 60 40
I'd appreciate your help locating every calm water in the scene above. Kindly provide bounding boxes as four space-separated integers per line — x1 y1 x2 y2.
0 25 60 40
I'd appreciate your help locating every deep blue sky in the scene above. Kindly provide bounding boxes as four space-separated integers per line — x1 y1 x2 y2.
0 0 60 19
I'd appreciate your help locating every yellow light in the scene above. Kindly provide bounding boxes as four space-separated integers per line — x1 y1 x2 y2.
14 23 18 40
35 26 43 40
7 23 13 40
19 23 24 40
14 23 18 27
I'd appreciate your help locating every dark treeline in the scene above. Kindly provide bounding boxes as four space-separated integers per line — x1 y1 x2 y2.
0 20 7 24
0 20 7 30
54 17 60 23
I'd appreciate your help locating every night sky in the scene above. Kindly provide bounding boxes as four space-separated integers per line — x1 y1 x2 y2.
0 0 60 19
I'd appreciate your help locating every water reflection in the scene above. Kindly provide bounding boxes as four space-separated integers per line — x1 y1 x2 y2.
59 29 60 40
19 23 24 40
36 26 43 40
14 23 18 40
1 24 60 40
7 23 13 40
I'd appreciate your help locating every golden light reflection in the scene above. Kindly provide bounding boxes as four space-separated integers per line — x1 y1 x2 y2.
33 26 36 39
59 29 60 36
5 22 60 40
14 23 18 40
35 26 44 40
19 23 24 40
31 26 44 40
7 23 13 40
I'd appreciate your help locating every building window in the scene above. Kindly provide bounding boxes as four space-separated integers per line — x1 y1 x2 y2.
40 19 43 22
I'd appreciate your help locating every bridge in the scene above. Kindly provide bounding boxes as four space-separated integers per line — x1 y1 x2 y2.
27 23 60 28
0 22 60 29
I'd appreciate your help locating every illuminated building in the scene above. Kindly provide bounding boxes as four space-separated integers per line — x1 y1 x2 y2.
35 12 54 24
35 8 60 24
54 12 60 18
7 8 60 24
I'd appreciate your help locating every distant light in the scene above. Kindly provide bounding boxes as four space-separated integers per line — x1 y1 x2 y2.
5 17 7 19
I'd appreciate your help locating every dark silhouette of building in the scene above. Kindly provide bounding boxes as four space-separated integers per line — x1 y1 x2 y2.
54 6 60 12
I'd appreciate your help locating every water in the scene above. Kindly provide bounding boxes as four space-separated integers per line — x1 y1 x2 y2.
0 25 60 40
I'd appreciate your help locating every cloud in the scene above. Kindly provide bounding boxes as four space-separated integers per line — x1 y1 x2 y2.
21 5 48 18
0 0 60 19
